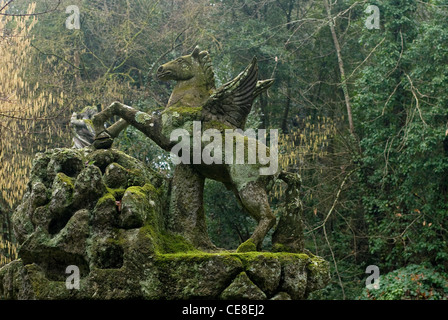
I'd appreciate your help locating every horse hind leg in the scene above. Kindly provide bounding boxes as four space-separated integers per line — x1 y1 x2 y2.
235 181 276 252
170 164 217 251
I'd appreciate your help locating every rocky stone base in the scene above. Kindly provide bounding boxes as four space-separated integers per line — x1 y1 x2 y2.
0 251 329 300
0 147 330 300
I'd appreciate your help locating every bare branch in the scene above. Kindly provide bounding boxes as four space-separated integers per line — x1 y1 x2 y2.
0 0 61 17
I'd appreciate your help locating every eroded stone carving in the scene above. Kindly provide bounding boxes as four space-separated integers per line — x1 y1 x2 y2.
0 48 330 300
91 47 299 252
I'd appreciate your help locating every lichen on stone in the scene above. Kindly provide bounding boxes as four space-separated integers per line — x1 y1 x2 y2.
135 111 152 124
0 147 330 300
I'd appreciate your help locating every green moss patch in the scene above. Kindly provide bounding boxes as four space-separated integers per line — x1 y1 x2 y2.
96 192 116 207
158 231 198 254
56 172 75 188
236 238 257 253
202 120 232 132
106 188 126 200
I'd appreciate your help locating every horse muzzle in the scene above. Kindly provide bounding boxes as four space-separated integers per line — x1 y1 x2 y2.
156 65 173 80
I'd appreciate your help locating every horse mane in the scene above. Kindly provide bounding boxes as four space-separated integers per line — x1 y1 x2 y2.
197 50 216 91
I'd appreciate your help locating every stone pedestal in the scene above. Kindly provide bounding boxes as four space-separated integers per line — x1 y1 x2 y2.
0 148 329 300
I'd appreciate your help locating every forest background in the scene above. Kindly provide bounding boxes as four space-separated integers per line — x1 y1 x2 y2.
1 0 448 300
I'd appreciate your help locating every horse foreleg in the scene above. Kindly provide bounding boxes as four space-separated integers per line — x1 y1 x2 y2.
92 101 171 150
108 119 129 139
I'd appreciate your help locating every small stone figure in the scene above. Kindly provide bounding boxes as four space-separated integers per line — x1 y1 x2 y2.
70 106 97 149
70 105 128 150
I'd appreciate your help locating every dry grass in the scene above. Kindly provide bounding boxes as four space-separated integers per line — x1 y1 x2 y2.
0 233 18 268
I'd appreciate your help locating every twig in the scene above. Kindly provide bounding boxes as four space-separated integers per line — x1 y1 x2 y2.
0 0 61 16
31 42 83 70
324 0 355 135
323 223 346 299
405 73 428 126
386 29 404 78
306 168 358 234
345 37 386 83
148 27 188 79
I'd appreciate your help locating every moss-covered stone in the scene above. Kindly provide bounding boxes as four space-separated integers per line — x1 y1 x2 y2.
0 147 330 300
157 231 198 254
46 148 85 181
236 238 257 253
29 181 49 209
279 253 309 299
29 152 53 188
90 193 117 232
48 209 90 257
220 271 266 300
270 292 292 300
47 173 75 235
305 253 331 296
119 185 158 230
86 149 116 173
72 164 107 210
0 259 34 299
88 234 124 269
153 252 243 299
31 205 51 230
161 106 203 137
244 254 281 295
103 162 128 189
106 188 126 200
1 249 330 300
49 173 74 216
83 267 142 299
11 195 35 244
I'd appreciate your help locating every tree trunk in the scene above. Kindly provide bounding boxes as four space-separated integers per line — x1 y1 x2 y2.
324 0 355 135
281 80 291 133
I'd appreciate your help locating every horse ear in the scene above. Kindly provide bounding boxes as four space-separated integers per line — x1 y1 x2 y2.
191 46 200 59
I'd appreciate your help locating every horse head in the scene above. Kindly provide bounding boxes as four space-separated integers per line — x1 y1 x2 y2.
157 47 216 95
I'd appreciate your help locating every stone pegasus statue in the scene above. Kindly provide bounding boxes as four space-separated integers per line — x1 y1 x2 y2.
92 47 303 252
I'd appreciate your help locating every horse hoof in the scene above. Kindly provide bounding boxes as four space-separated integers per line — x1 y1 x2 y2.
93 131 113 149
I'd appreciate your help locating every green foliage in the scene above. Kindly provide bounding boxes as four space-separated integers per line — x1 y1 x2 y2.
353 0 448 271
360 264 448 300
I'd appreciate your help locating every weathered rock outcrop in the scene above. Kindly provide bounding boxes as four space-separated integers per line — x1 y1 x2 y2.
0 147 330 300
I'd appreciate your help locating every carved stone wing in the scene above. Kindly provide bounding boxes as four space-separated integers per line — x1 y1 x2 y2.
202 57 272 129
